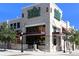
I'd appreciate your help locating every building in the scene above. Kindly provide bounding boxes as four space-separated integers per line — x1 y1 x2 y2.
0 3 74 52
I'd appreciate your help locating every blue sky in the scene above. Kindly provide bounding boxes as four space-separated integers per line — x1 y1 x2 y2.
57 3 79 30
0 3 79 30
0 3 31 22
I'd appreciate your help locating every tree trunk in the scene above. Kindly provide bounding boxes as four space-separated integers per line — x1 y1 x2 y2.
72 42 75 51
4 41 7 51
7 41 11 49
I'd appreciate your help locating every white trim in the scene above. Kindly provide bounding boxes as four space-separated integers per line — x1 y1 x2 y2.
25 23 45 27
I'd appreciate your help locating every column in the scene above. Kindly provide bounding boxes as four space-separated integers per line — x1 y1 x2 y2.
60 35 64 51
60 28 64 51
22 27 28 50
45 22 53 52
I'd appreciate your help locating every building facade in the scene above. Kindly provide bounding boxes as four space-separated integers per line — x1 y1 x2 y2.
0 3 74 52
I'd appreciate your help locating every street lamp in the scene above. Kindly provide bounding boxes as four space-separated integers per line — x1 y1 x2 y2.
63 36 66 53
63 22 68 53
20 32 23 52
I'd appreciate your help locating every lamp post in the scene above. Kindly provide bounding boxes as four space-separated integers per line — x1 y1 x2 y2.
63 36 66 53
63 22 68 53
20 32 23 52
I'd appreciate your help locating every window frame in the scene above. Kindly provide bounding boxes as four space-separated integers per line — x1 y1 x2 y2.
46 7 49 12
54 9 61 21
17 22 20 28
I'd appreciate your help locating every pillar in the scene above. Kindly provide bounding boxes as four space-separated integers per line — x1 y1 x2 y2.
45 22 53 52
22 27 27 50
60 28 64 51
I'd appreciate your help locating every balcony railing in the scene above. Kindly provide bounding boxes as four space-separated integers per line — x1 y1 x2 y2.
26 31 45 36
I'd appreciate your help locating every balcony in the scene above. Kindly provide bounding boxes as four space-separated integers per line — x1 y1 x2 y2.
26 32 45 36
26 25 45 36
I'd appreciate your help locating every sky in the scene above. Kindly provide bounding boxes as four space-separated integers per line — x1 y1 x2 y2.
0 3 79 30
57 3 79 30
0 3 32 22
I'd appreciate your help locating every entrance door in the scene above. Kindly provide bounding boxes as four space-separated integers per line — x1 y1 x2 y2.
53 35 61 51
26 36 34 49
26 36 39 49
26 35 45 50
53 35 57 51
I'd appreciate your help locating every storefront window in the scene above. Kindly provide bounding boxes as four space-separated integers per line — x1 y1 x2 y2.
26 35 45 45
38 36 45 45
53 35 57 45
26 25 45 34
16 30 21 44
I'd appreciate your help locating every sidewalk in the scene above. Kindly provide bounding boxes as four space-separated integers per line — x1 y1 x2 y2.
0 49 33 56
0 49 79 56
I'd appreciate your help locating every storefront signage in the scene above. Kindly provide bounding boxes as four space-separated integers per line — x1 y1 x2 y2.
27 7 40 18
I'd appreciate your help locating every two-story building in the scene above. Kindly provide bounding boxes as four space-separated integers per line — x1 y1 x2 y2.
0 3 74 52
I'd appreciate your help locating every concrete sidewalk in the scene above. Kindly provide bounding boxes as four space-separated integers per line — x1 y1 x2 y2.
0 49 79 56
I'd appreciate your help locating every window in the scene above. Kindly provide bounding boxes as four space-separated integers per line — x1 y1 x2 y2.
10 24 13 29
38 7 40 10
22 13 24 18
53 35 57 45
17 22 20 28
27 7 40 18
0 26 3 30
53 39 56 45
53 26 60 32
14 23 16 29
53 26 56 32
10 24 13 27
46 7 48 12
38 36 45 45
54 9 61 21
